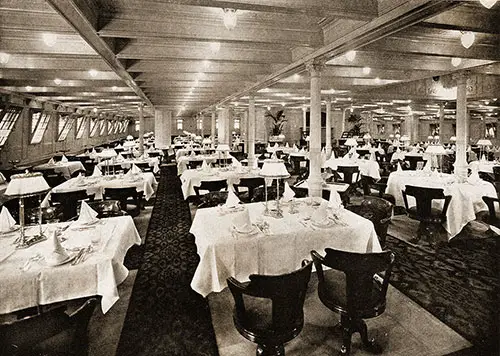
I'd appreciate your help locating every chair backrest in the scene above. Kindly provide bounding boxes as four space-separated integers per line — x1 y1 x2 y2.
336 166 360 184
195 179 228 196
492 166 500 182
186 160 203 170
404 155 426 170
402 185 448 217
0 298 97 356
234 177 265 200
215 158 232 167
133 162 151 172
227 261 313 331
104 187 138 199
311 249 394 315
51 190 92 221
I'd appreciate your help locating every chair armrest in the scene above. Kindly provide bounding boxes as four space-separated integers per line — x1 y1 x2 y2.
401 190 409 210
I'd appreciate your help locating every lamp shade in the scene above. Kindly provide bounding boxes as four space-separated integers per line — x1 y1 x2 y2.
126 135 134 140
477 139 492 146
363 133 372 140
344 138 358 147
202 138 212 144
400 135 410 142
97 148 118 158
449 136 456 142
259 159 290 178
425 144 446 155
5 172 50 198
216 144 231 151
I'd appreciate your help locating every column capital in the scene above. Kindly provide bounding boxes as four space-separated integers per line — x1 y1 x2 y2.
305 58 326 76
452 70 471 84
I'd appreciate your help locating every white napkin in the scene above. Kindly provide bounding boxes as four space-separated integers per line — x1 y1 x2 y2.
202 159 212 173
116 153 125 162
329 191 343 210
232 206 252 232
293 145 299 153
423 160 432 172
231 157 242 168
299 148 305 154
45 231 70 265
285 142 290 148
115 144 123 149
370 152 376 161
92 166 102 177
0 206 16 233
40 193 51 208
252 158 258 170
397 162 403 172
481 154 486 161
311 201 329 224
130 164 142 174
48 158 55 165
468 170 481 184
60 155 68 163
0 172 6 184
76 201 99 225
282 182 295 202
224 187 241 208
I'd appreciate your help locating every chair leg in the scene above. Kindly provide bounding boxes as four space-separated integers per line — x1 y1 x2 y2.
356 318 383 354
256 343 285 356
340 314 353 355
409 222 423 244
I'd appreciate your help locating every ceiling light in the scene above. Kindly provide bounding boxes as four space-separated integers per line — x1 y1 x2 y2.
209 42 221 53
267 105 271 111
451 57 462 67
42 33 58 47
345 50 356 62
460 31 475 49
26 86 33 91
485 101 490 105
222 8 237 30
374 77 381 84
54 78 62 85
93 108 98 113
362 67 371 74
0 52 10 65
112 86 118 91
479 0 497 8
88 69 98 77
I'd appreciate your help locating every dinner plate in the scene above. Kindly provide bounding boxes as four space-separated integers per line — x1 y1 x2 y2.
44 253 77 267
232 225 259 236
311 219 335 228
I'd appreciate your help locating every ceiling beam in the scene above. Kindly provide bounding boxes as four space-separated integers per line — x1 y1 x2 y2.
45 0 153 107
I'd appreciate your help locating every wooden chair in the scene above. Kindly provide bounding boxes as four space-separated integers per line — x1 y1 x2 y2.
347 196 393 248
233 177 265 203
26 205 64 225
493 166 500 182
402 185 452 244
132 162 152 173
34 168 66 188
360 175 395 205
193 179 228 198
215 158 232 167
0 298 97 356
482 196 500 228
227 261 313 356
50 190 94 221
197 191 228 208
103 187 142 217
404 155 426 170
333 166 361 205
186 160 203 170
311 249 395 356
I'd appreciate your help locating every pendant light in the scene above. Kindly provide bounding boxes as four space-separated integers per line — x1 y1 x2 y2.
460 31 475 49
222 8 237 30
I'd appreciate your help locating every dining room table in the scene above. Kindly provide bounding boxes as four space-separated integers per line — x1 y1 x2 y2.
385 170 497 239
189 198 381 297
468 159 499 174
180 166 262 199
176 153 218 175
33 161 86 180
322 157 381 180
51 172 158 201
0 215 141 314
97 157 161 174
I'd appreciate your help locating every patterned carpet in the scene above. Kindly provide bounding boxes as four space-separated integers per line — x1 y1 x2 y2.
116 166 219 356
385 230 499 355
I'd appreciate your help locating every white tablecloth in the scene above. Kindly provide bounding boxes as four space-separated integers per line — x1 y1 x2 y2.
468 160 499 174
177 154 219 175
175 148 205 159
180 167 261 199
190 199 380 297
34 161 86 180
98 157 160 174
323 158 381 180
0 216 141 314
52 172 157 200
385 171 497 238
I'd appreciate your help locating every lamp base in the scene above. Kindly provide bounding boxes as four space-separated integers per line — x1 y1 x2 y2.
263 208 284 219
16 234 47 249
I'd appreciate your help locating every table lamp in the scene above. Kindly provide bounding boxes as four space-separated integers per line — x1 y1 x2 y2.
216 144 231 167
5 172 51 248
425 143 446 171
98 148 118 174
344 138 358 147
477 139 492 160
259 159 290 218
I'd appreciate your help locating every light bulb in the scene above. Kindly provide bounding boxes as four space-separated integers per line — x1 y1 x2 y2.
362 66 371 74
222 8 237 30
460 31 475 49
374 77 381 84
479 0 497 9
345 50 356 62
42 33 58 47
26 86 33 91
88 69 98 77
209 42 221 53
54 78 62 85
0 52 10 65
451 57 462 67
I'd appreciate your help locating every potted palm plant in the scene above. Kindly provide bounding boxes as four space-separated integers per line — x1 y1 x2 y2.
265 110 287 142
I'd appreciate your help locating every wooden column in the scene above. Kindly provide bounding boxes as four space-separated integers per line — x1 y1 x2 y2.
154 108 172 148
138 103 144 154
325 97 332 158
306 60 324 197
453 71 469 183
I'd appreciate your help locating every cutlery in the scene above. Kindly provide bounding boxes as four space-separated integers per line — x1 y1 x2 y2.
71 248 86 265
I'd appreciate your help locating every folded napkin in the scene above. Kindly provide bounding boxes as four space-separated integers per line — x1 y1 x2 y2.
481 154 486 161
0 206 16 233
91 148 97 155
293 145 299 153
60 155 68 163
48 158 55 165
329 191 343 210
252 158 258 170
285 142 290 148
321 147 326 153
40 193 51 209
282 182 295 202
116 153 125 162
225 187 241 208
45 231 70 265
130 163 142 174
202 159 212 173
311 201 329 224
468 170 481 184
397 162 403 172
92 166 102 177
0 172 6 184
423 160 432 172
231 157 242 168
115 144 123 149
369 152 376 161
299 148 305 154
232 207 252 232
76 201 99 225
